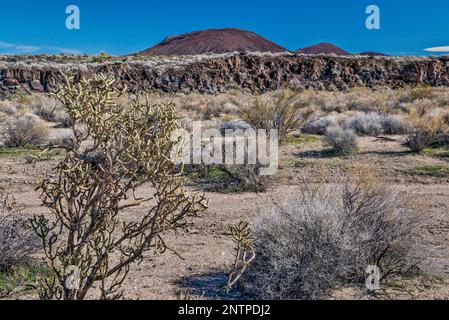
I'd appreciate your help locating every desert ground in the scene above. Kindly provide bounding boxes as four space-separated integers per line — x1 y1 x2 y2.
0 86 448 300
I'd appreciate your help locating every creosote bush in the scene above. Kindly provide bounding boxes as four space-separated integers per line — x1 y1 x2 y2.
324 126 358 155
5 114 49 148
29 74 207 300
242 177 431 299
241 90 312 142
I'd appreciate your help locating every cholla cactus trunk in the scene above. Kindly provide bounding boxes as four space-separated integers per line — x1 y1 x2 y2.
29 74 207 300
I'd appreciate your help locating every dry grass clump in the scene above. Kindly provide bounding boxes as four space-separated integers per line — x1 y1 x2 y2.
161 93 244 121
0 99 32 117
242 175 433 300
5 114 49 147
241 89 312 142
200 99 222 120
401 98 436 116
310 88 403 114
310 91 348 113
431 89 449 108
410 86 434 101
31 95 70 125
0 100 18 115
346 88 401 114
404 107 447 152
1 94 71 127
324 126 358 155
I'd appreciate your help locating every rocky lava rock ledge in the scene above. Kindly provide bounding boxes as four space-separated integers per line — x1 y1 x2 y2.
1 53 449 96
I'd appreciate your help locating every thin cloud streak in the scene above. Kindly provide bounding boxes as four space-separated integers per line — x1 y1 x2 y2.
0 40 82 55
424 46 449 52
0 41 40 53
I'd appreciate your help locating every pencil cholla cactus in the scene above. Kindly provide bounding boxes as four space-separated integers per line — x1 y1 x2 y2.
29 74 207 300
226 221 255 293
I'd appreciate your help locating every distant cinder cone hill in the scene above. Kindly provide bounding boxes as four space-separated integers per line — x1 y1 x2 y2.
296 42 350 55
138 28 288 56
358 51 389 56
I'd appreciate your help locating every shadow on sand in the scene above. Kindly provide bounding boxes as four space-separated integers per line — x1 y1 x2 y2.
177 271 247 300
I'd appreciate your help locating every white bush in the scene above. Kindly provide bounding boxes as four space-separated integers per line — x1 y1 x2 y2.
345 113 407 136
243 182 429 299
302 114 338 135
324 126 357 155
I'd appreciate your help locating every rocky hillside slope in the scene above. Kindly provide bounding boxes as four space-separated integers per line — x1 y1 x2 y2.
1 52 449 95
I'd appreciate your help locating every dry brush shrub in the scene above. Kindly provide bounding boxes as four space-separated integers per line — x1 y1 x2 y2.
179 95 223 120
311 91 348 113
401 98 436 116
310 88 401 114
404 107 447 152
432 88 449 108
0 100 18 115
241 90 312 142
31 95 59 121
32 94 71 126
200 100 222 120
5 114 49 148
90 52 114 63
29 74 207 300
242 176 433 300
410 86 434 101
346 88 401 114
0 195 41 272
324 126 358 155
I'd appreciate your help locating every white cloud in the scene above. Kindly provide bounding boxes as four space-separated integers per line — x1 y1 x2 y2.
424 46 449 53
46 47 83 55
0 40 82 55
0 41 40 53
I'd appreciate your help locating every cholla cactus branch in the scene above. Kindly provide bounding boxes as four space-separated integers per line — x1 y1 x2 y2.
29 73 208 300
225 221 255 293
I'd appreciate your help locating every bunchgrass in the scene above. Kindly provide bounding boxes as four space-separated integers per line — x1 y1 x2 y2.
414 164 449 176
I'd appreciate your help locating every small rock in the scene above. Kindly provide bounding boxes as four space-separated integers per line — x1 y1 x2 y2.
220 120 252 133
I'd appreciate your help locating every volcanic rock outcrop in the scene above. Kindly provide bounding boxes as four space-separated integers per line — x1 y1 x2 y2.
1 53 449 96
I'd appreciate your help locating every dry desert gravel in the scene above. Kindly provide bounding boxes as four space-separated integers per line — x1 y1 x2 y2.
1 133 448 300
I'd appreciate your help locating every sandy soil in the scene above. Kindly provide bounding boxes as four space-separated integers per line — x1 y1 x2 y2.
1 134 448 300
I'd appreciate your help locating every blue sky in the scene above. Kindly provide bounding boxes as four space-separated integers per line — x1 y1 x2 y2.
0 0 448 56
